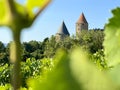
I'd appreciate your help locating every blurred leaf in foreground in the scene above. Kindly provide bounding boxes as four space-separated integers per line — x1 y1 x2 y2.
0 0 7 25
27 49 116 90
70 48 116 90
26 0 51 10
27 49 81 90
108 64 120 88
104 7 120 67
0 0 51 28
26 0 51 19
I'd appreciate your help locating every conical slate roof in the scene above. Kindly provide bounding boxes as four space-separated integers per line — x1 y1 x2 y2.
57 21 70 35
76 13 88 24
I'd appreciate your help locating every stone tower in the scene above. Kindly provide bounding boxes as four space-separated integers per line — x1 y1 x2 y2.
76 13 88 36
56 21 70 41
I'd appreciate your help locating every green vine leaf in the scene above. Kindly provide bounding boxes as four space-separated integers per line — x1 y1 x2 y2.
26 0 48 9
104 7 120 67
27 50 81 90
27 49 116 90
70 49 116 90
0 0 7 25
15 2 27 18
26 0 51 17
0 0 51 28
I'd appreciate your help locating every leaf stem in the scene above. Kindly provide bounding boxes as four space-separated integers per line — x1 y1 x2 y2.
10 29 21 90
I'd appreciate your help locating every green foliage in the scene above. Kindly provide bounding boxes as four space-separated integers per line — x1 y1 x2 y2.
104 7 120 67
21 58 53 87
0 0 7 25
89 49 107 70
23 41 39 53
22 41 44 60
26 0 51 12
0 0 51 29
0 42 8 66
43 36 59 58
77 30 104 53
27 50 81 90
0 58 53 87
0 0 52 89
0 84 10 90
0 41 5 52
0 64 10 85
0 30 104 64
0 53 9 66
70 49 116 90
24 7 120 90
103 7 120 89
27 49 116 90
1 0 120 89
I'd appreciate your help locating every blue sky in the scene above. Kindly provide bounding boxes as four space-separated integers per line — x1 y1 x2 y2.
0 0 120 43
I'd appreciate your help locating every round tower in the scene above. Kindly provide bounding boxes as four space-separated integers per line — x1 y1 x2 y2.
76 13 88 36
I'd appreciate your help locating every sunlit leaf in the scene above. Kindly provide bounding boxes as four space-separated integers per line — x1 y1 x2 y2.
0 0 51 28
104 7 120 66
103 7 120 88
26 0 51 13
27 49 81 90
70 48 116 90
27 49 116 90
108 64 120 87
0 0 7 25
15 2 27 17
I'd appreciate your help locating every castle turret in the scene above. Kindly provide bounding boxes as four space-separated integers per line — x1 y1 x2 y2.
76 13 88 36
56 21 70 41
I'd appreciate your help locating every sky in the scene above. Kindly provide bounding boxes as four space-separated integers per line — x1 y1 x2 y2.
0 0 120 43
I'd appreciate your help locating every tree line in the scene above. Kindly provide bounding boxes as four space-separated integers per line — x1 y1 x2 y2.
0 30 104 65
